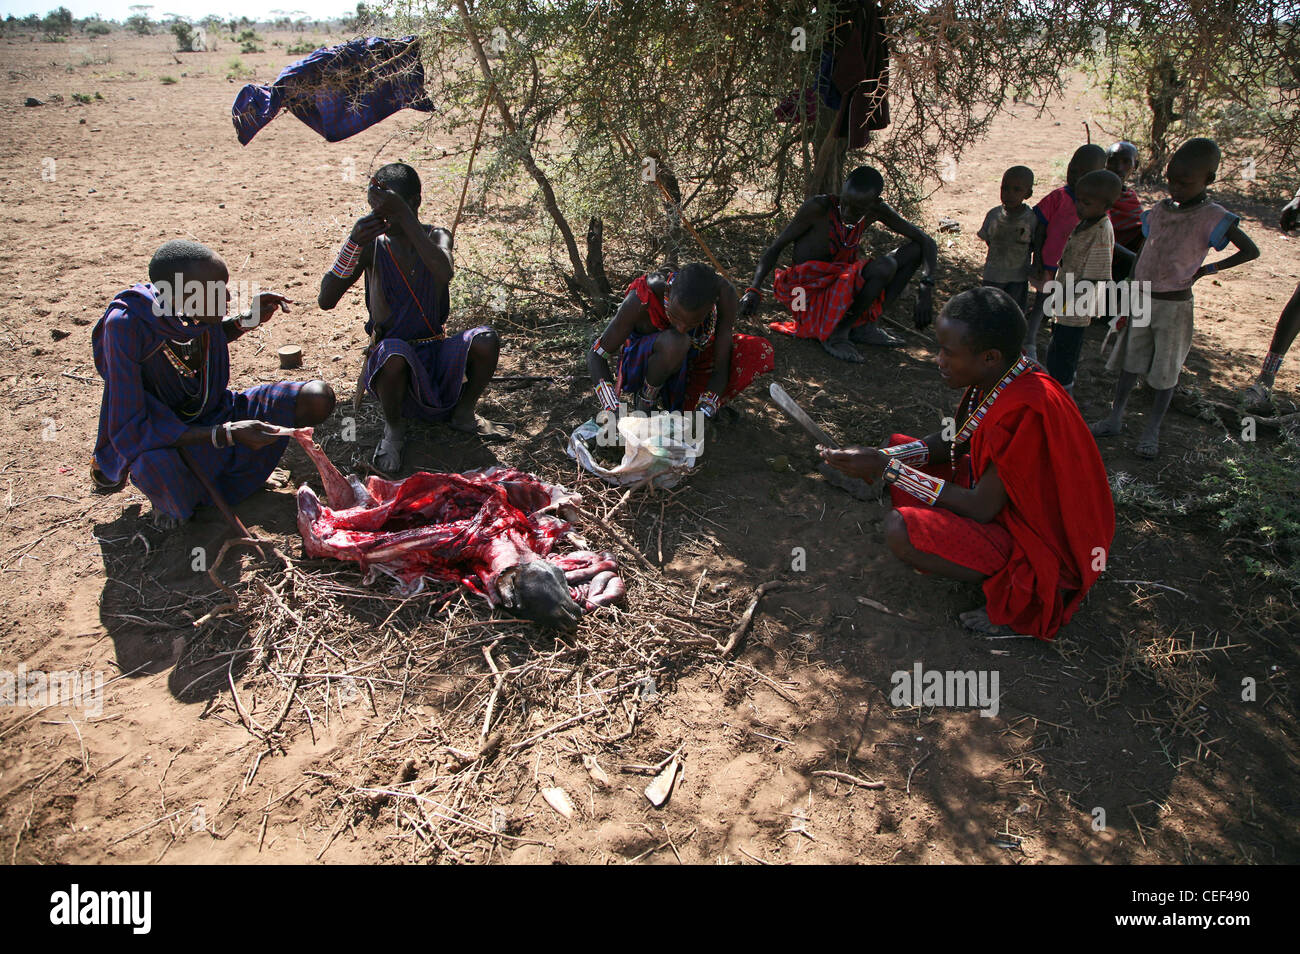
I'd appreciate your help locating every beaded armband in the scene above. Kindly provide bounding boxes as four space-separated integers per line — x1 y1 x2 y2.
879 439 930 465
881 457 944 506
594 380 618 413
330 239 362 279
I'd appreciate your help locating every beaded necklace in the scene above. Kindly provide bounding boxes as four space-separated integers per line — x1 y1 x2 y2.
950 354 1033 465
160 333 211 421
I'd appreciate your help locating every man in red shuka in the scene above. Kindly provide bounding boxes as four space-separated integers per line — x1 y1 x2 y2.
820 287 1114 640
741 166 938 363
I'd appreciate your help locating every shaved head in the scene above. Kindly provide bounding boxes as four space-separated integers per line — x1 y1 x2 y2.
1076 169 1124 205
670 262 720 311
844 166 884 197
149 239 220 286
1169 137 1221 176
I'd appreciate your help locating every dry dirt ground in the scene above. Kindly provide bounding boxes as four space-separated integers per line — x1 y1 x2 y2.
0 30 1297 865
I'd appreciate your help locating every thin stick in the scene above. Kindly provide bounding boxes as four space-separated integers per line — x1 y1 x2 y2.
452 85 494 239
812 770 885 790
481 640 504 743
720 581 788 656
906 751 932 795
178 447 265 557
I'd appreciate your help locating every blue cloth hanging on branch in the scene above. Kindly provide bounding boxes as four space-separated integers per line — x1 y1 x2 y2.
232 35 434 145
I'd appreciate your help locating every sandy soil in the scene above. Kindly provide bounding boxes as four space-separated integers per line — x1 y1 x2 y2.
0 30 1296 865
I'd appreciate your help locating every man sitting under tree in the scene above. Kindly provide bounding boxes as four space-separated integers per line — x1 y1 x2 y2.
741 166 937 362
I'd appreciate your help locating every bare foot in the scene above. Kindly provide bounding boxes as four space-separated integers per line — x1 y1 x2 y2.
148 509 183 531
1135 435 1159 459
850 323 904 347
373 423 405 476
1090 418 1123 438
449 413 514 441
959 607 1030 637
821 334 865 363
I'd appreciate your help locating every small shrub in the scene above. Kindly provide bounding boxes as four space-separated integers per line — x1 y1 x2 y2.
160 75 177 85
171 21 195 52
240 41 263 54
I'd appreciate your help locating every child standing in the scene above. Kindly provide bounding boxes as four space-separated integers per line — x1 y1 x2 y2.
1091 138 1259 459
1025 144 1108 360
1044 169 1122 392
1106 142 1144 255
977 166 1036 312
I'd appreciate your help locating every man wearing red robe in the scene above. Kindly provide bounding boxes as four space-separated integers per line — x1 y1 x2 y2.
820 287 1115 640
741 166 937 363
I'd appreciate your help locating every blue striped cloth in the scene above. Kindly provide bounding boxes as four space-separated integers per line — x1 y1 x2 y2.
232 35 434 145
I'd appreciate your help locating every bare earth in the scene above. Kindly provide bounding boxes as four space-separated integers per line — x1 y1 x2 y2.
1 32 1296 865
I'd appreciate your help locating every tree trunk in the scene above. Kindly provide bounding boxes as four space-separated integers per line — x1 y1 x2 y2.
453 0 600 308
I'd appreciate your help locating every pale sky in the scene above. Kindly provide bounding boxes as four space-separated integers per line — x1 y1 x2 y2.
0 0 351 21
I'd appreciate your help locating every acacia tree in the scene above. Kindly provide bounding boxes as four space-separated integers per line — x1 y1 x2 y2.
375 1 1174 313
1088 2 1300 188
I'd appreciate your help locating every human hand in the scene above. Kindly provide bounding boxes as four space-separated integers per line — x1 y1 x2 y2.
914 283 934 329
739 290 759 317
1280 196 1299 232
349 212 389 246
238 291 291 329
817 444 887 483
228 420 286 450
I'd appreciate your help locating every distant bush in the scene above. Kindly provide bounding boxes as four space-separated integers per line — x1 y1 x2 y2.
240 40 263 54
41 6 72 35
126 14 150 35
286 38 318 55
71 91 91 103
85 21 110 36
171 21 196 52
160 75 177 85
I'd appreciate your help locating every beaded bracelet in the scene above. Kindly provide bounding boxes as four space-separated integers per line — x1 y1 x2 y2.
881 457 944 506
697 390 720 418
879 439 930 465
1262 351 1283 377
594 380 618 413
330 239 362 279
592 339 610 359
743 286 760 298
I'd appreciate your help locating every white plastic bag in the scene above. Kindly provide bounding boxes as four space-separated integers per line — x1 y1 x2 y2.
567 410 705 489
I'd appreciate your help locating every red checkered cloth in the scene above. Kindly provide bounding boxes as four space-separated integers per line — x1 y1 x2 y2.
769 258 884 340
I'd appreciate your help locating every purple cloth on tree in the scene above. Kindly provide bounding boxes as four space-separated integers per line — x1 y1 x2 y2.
232 35 434 145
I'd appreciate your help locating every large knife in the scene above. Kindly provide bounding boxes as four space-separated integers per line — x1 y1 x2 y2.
769 382 839 449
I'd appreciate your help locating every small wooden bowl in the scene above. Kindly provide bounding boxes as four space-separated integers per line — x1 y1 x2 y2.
278 345 302 370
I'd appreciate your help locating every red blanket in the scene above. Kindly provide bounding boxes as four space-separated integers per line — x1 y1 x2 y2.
970 370 1115 639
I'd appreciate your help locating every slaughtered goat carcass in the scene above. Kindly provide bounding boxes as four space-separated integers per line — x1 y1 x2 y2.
289 429 624 630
